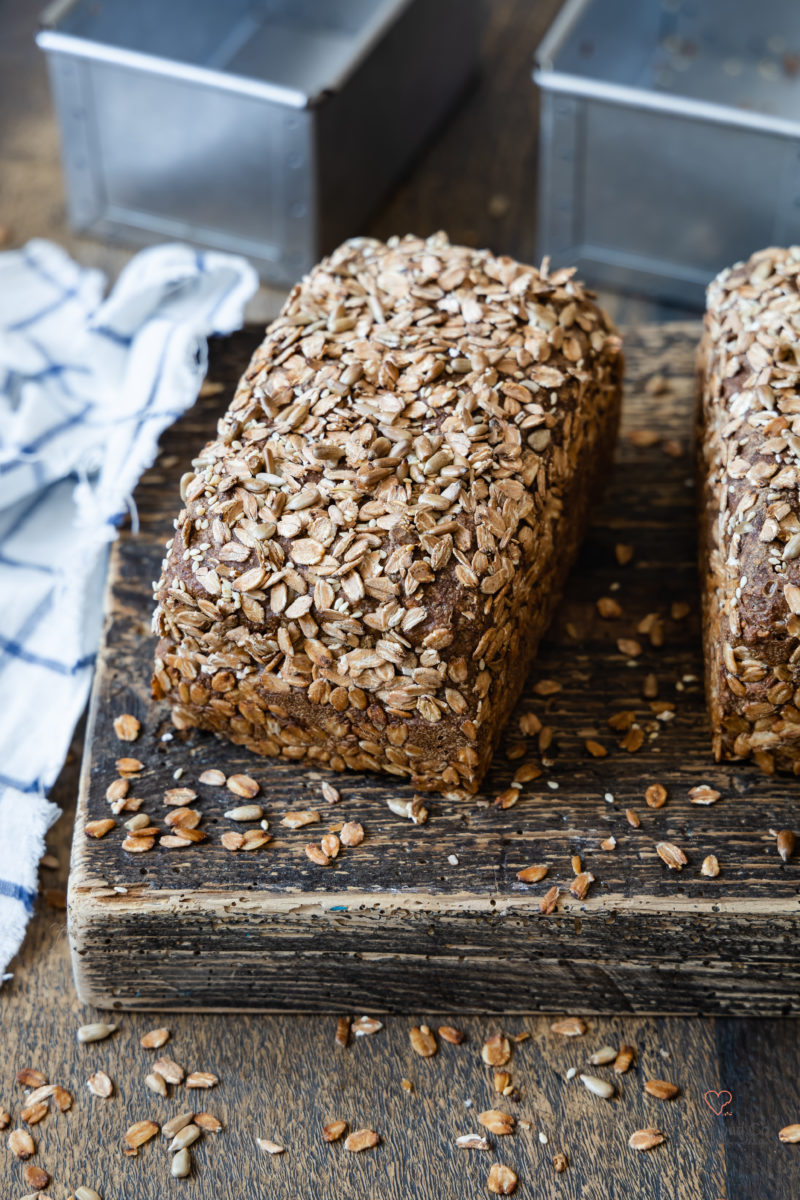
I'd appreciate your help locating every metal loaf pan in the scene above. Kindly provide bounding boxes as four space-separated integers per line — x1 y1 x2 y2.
534 0 800 306
38 0 481 284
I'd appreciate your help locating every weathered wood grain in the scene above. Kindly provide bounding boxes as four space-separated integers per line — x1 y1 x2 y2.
67 322 800 1015
8 741 800 1200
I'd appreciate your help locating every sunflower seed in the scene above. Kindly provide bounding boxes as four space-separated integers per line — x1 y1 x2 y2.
75 1188 104 1200
9 1128 35 1158
410 1025 437 1057
656 841 687 870
779 1125 800 1143
456 1133 490 1150
113 713 140 741
589 1046 617 1066
162 1111 195 1139
580 1074 615 1099
614 1045 636 1074
169 1124 201 1152
172 1147 192 1177
701 854 720 877
77 1022 117 1043
125 1119 159 1149
439 1025 466 1044
224 804 264 822
141 1027 170 1049
87 1071 114 1098
516 865 548 884
186 1072 218 1089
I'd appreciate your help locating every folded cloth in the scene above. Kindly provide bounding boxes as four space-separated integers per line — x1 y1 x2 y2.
0 240 259 976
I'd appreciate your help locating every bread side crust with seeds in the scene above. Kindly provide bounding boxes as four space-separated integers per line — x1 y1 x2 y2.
699 245 800 775
152 234 623 794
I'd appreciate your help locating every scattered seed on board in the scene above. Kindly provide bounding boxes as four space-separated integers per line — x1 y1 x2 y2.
226 774 259 799
86 819 116 838
614 1045 636 1074
410 1025 437 1057
701 855 720 877
283 810 321 829
645 784 667 808
75 1188 104 1200
553 1152 568 1173
689 784 721 805
224 804 264 822
198 769 226 786
777 830 795 862
629 1128 665 1151
778 1125 800 1143
344 1129 379 1152
113 713 140 741
340 821 364 847
321 781 340 804
540 885 560 914
656 842 687 870
172 1147 192 1177
487 1162 518 1194
77 1022 117 1044
323 1120 348 1142
551 1017 586 1037
306 843 331 866
517 865 548 884
580 1074 615 1099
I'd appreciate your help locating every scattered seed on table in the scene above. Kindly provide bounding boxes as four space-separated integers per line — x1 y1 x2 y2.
125 1119 159 1149
9 1128 35 1158
194 1113 222 1133
701 855 720 878
186 1071 218 1089
688 785 720 805
551 1017 586 1037
198 769 226 786
169 1124 201 1152
487 1162 518 1194
340 821 364 847
172 1146 192 1177
553 1152 568 1172
162 1112 194 1139
629 1128 665 1151
644 1079 680 1100
86 818 116 838
23 1164 50 1190
141 1027 170 1050
645 784 667 809
439 1026 466 1044
256 1137 286 1154
226 774 259 799
779 1125 800 1143
409 1025 437 1057
614 1045 636 1074
580 1074 615 1099
87 1071 113 1098
656 842 687 870
77 1022 117 1044
590 1046 617 1066
145 1073 167 1097
777 830 795 862
481 1034 511 1067
344 1129 379 1152
540 885 560 914
323 1120 348 1142
456 1133 490 1150
152 1057 184 1085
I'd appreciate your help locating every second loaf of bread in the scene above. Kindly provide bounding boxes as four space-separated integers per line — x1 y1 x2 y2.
699 246 800 774
153 233 623 793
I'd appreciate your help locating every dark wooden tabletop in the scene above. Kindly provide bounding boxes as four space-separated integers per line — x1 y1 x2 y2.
2 1 798 1198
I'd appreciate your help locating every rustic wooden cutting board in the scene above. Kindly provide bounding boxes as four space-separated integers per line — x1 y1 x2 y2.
68 322 800 1015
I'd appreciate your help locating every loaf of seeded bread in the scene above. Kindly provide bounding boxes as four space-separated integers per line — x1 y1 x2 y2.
699 246 800 774
152 234 623 794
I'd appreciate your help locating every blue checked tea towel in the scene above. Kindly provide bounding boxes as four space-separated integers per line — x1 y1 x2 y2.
0 240 258 976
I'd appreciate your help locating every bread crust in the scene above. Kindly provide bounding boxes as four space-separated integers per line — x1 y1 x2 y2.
698 246 800 774
153 234 622 793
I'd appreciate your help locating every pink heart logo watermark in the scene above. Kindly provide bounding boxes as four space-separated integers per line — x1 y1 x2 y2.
703 1089 733 1115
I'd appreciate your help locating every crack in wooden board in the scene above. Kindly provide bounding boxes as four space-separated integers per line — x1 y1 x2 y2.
69 323 800 1013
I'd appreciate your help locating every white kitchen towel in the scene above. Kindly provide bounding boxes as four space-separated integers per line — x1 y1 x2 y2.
0 240 259 976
